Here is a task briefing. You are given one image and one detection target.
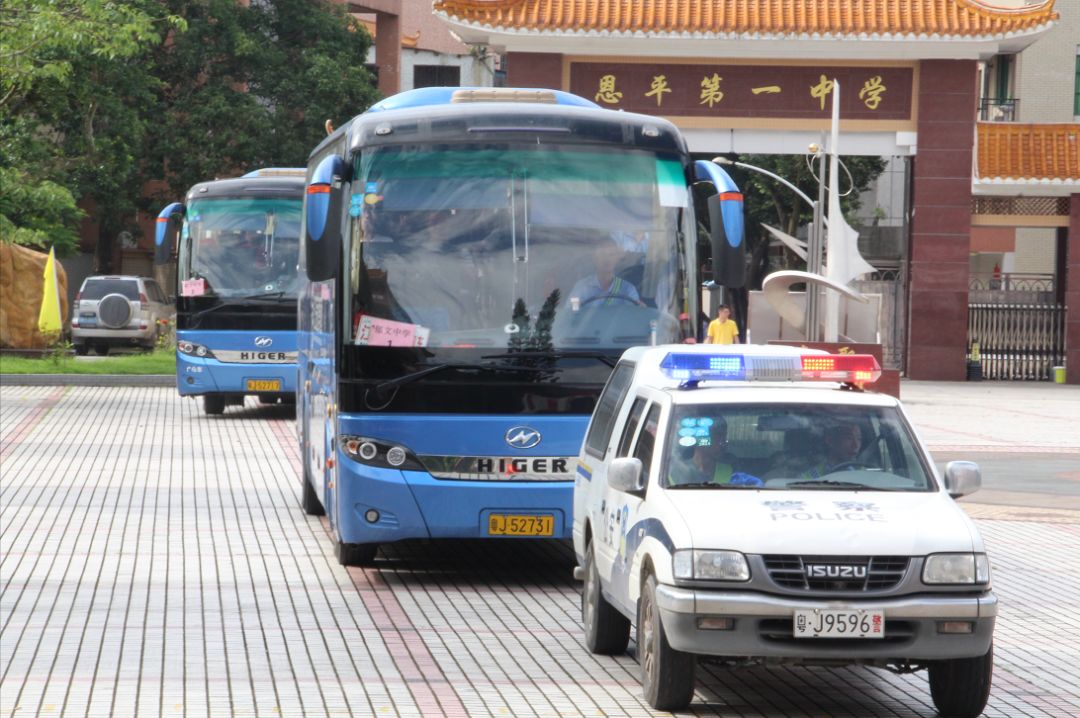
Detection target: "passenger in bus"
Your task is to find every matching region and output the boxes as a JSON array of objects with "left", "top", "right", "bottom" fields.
[{"left": 567, "top": 237, "right": 644, "bottom": 309}]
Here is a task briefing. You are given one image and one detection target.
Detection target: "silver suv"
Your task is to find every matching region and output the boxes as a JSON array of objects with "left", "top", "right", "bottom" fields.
[{"left": 71, "top": 276, "right": 174, "bottom": 355}]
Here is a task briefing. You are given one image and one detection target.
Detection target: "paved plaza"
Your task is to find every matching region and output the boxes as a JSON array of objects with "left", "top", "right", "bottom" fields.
[{"left": 2, "top": 383, "right": 1079, "bottom": 717}]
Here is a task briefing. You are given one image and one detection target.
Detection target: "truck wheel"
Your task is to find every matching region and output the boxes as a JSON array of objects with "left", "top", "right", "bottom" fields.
[
  {"left": 94, "top": 344, "right": 110, "bottom": 356},
  {"left": 928, "top": 643, "right": 993, "bottom": 718},
  {"left": 74, "top": 344, "right": 89, "bottom": 356},
  {"left": 300, "top": 462, "right": 324, "bottom": 516},
  {"left": 336, "top": 541, "right": 377, "bottom": 567},
  {"left": 639, "top": 573, "right": 695, "bottom": 711},
  {"left": 203, "top": 394, "right": 226, "bottom": 415},
  {"left": 582, "top": 540, "right": 630, "bottom": 654}
]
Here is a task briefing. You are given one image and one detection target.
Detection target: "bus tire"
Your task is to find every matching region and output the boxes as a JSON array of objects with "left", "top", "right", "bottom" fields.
[
  {"left": 203, "top": 394, "right": 226, "bottom": 415},
  {"left": 336, "top": 541, "right": 377, "bottom": 567},
  {"left": 300, "top": 464, "right": 324, "bottom": 516},
  {"left": 639, "top": 573, "right": 695, "bottom": 711},
  {"left": 928, "top": 643, "right": 993, "bottom": 718},
  {"left": 582, "top": 540, "right": 630, "bottom": 655}
]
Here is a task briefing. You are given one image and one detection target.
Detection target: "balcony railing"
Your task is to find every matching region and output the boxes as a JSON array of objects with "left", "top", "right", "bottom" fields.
[{"left": 978, "top": 97, "right": 1019, "bottom": 122}]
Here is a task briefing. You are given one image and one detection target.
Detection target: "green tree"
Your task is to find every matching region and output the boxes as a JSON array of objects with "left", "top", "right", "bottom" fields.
[{"left": 146, "top": 0, "right": 378, "bottom": 200}]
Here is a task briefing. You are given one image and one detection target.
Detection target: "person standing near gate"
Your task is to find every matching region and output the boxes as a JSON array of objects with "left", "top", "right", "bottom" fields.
[{"left": 705, "top": 304, "right": 740, "bottom": 344}]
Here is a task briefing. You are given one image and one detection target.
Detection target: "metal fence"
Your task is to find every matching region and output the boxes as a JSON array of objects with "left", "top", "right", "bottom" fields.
[
  {"left": 852, "top": 267, "right": 906, "bottom": 371},
  {"left": 968, "top": 303, "right": 1065, "bottom": 381}
]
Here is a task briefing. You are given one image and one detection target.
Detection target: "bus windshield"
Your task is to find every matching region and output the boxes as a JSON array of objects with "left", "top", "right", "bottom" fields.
[
  {"left": 347, "top": 145, "right": 692, "bottom": 350},
  {"left": 180, "top": 197, "right": 302, "bottom": 297}
]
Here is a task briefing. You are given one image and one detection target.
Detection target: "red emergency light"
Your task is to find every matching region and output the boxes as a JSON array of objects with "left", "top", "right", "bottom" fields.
[{"left": 801, "top": 354, "right": 881, "bottom": 384}]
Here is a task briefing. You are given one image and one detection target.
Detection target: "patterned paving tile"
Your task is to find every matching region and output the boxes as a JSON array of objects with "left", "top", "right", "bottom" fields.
[{"left": 2, "top": 387, "right": 1078, "bottom": 717}]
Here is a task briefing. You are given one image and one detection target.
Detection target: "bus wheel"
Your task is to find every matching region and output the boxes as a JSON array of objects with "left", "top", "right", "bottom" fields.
[
  {"left": 336, "top": 541, "right": 377, "bottom": 566},
  {"left": 301, "top": 464, "right": 325, "bottom": 516},
  {"left": 203, "top": 394, "right": 226, "bottom": 415}
]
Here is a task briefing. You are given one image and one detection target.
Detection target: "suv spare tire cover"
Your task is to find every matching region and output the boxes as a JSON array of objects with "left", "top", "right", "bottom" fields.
[{"left": 98, "top": 293, "right": 133, "bottom": 329}]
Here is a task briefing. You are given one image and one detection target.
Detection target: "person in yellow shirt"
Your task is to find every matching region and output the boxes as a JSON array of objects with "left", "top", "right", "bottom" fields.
[{"left": 705, "top": 304, "right": 740, "bottom": 344}]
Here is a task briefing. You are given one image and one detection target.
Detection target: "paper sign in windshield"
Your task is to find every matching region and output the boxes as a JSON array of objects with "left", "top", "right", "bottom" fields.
[
  {"left": 355, "top": 315, "right": 429, "bottom": 347},
  {"left": 181, "top": 278, "right": 207, "bottom": 297}
]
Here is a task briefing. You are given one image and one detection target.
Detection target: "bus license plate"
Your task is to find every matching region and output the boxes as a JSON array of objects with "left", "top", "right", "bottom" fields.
[
  {"left": 488, "top": 514, "right": 554, "bottom": 536},
  {"left": 246, "top": 379, "right": 282, "bottom": 392},
  {"left": 793, "top": 608, "right": 884, "bottom": 638}
]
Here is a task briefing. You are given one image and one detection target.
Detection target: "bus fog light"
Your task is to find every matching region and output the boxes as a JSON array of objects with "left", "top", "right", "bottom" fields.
[
  {"left": 364, "top": 509, "right": 380, "bottom": 523},
  {"left": 386, "top": 446, "right": 407, "bottom": 466},
  {"left": 697, "top": 617, "right": 734, "bottom": 631},
  {"left": 359, "top": 442, "right": 378, "bottom": 461},
  {"left": 938, "top": 621, "right": 974, "bottom": 634}
]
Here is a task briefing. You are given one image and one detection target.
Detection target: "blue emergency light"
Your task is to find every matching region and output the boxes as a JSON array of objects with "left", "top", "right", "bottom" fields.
[{"left": 659, "top": 353, "right": 747, "bottom": 381}]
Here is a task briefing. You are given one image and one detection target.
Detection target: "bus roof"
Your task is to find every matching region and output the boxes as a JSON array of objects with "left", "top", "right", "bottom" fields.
[
  {"left": 310, "top": 87, "right": 686, "bottom": 160},
  {"left": 185, "top": 174, "right": 306, "bottom": 201}
]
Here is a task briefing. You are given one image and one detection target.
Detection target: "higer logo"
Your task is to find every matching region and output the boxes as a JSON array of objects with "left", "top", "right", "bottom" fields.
[
  {"left": 505, "top": 426, "right": 541, "bottom": 449},
  {"left": 806, "top": 565, "right": 867, "bottom": 579},
  {"left": 254, "top": 336, "right": 273, "bottom": 347}
]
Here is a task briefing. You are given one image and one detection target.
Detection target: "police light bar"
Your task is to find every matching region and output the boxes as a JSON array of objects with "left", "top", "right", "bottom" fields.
[
  {"left": 659, "top": 352, "right": 881, "bottom": 385},
  {"left": 800, "top": 354, "right": 882, "bottom": 383}
]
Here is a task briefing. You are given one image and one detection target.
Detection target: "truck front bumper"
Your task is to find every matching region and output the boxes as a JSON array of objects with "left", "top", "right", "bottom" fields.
[{"left": 655, "top": 585, "right": 996, "bottom": 661}]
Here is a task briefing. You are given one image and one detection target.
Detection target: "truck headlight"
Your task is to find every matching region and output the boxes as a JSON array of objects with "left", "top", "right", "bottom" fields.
[
  {"left": 673, "top": 550, "right": 750, "bottom": 581},
  {"left": 923, "top": 553, "right": 991, "bottom": 585}
]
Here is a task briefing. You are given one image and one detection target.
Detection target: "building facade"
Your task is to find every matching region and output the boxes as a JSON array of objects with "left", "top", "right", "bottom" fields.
[{"left": 434, "top": 0, "right": 1080, "bottom": 382}]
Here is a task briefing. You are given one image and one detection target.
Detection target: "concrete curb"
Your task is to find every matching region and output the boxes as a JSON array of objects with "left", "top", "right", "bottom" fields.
[{"left": 0, "top": 374, "right": 175, "bottom": 387}]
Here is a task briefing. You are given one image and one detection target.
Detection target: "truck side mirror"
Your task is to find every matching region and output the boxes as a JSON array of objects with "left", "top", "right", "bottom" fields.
[
  {"left": 944, "top": 461, "right": 981, "bottom": 499},
  {"left": 608, "top": 457, "right": 645, "bottom": 494},
  {"left": 693, "top": 160, "right": 746, "bottom": 289},
  {"left": 304, "top": 155, "right": 349, "bottom": 282},
  {"left": 155, "top": 202, "right": 185, "bottom": 266}
]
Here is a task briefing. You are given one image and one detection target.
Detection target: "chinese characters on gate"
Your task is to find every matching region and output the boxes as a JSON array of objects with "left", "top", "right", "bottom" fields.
[
  {"left": 595, "top": 72, "right": 888, "bottom": 111},
  {"left": 572, "top": 63, "right": 912, "bottom": 120}
]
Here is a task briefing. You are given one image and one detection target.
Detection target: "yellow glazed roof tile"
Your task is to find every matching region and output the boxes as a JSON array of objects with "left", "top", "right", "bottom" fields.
[
  {"left": 977, "top": 123, "right": 1080, "bottom": 182},
  {"left": 434, "top": 0, "right": 1056, "bottom": 38}
]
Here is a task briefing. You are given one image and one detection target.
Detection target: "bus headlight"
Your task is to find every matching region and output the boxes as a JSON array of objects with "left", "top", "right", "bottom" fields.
[
  {"left": 178, "top": 341, "right": 214, "bottom": 359},
  {"left": 923, "top": 553, "right": 991, "bottom": 585},
  {"left": 342, "top": 435, "right": 423, "bottom": 471}
]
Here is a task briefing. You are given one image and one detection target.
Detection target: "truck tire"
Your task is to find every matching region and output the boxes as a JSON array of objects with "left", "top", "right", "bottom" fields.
[
  {"left": 203, "top": 394, "right": 225, "bottom": 415},
  {"left": 639, "top": 573, "right": 695, "bottom": 711},
  {"left": 582, "top": 540, "right": 630, "bottom": 654},
  {"left": 928, "top": 643, "right": 993, "bottom": 718},
  {"left": 336, "top": 541, "right": 377, "bottom": 567}
]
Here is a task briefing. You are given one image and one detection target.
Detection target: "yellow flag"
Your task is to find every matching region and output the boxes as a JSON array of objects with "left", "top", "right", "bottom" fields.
[{"left": 37, "top": 247, "right": 62, "bottom": 334}]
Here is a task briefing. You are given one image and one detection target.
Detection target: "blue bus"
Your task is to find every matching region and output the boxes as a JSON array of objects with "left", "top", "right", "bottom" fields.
[
  {"left": 298, "top": 87, "right": 744, "bottom": 564},
  {"left": 155, "top": 169, "right": 305, "bottom": 414}
]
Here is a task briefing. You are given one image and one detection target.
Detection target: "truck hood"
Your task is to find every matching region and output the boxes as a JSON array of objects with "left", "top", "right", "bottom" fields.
[{"left": 664, "top": 490, "right": 980, "bottom": 556}]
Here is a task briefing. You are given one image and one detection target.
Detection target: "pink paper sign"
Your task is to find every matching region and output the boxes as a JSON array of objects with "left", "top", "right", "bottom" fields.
[
  {"left": 355, "top": 315, "right": 429, "bottom": 347},
  {"left": 181, "top": 278, "right": 207, "bottom": 297}
]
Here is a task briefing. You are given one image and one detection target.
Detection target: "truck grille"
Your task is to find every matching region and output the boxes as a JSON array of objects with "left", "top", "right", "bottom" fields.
[{"left": 763, "top": 555, "right": 909, "bottom": 592}]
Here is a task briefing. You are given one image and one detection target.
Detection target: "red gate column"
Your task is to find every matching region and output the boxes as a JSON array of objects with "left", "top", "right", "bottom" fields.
[
  {"left": 907, "top": 60, "right": 978, "bottom": 381},
  {"left": 506, "top": 53, "right": 563, "bottom": 89},
  {"left": 1067, "top": 195, "right": 1080, "bottom": 384}
]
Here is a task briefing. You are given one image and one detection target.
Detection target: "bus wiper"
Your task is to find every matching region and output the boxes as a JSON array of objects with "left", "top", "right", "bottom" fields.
[
  {"left": 241, "top": 291, "right": 291, "bottom": 300},
  {"left": 481, "top": 351, "right": 617, "bottom": 368},
  {"left": 369, "top": 361, "right": 547, "bottom": 398},
  {"left": 787, "top": 480, "right": 887, "bottom": 490}
]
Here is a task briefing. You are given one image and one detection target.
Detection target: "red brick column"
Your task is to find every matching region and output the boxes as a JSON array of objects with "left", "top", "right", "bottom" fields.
[
  {"left": 506, "top": 52, "right": 563, "bottom": 89},
  {"left": 906, "top": 60, "right": 978, "bottom": 380},
  {"left": 375, "top": 12, "right": 401, "bottom": 96},
  {"left": 1066, "top": 195, "right": 1080, "bottom": 384}
]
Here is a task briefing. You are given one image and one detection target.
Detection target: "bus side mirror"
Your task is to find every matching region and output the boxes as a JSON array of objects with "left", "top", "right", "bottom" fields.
[
  {"left": 155, "top": 202, "right": 185, "bottom": 266},
  {"left": 305, "top": 155, "right": 349, "bottom": 282},
  {"left": 693, "top": 160, "right": 746, "bottom": 288}
]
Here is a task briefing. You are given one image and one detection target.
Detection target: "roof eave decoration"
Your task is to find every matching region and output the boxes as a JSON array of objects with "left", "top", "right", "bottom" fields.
[{"left": 433, "top": 0, "right": 1057, "bottom": 43}]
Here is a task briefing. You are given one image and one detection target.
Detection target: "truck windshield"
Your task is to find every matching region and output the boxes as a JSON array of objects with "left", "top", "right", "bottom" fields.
[
  {"left": 664, "top": 403, "right": 935, "bottom": 491},
  {"left": 347, "top": 145, "right": 691, "bottom": 351},
  {"left": 180, "top": 197, "right": 301, "bottom": 297}
]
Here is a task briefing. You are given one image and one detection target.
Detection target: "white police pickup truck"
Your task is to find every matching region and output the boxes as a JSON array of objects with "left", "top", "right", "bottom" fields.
[{"left": 572, "top": 345, "right": 995, "bottom": 716}]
